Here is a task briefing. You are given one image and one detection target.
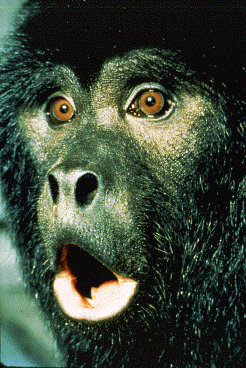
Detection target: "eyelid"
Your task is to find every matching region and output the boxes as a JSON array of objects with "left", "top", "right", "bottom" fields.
[
  {"left": 45, "top": 93, "right": 76, "bottom": 112},
  {"left": 124, "top": 82, "right": 173, "bottom": 111}
]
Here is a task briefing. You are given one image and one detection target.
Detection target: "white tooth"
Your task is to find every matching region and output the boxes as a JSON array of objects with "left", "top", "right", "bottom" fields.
[{"left": 91, "top": 287, "right": 99, "bottom": 300}]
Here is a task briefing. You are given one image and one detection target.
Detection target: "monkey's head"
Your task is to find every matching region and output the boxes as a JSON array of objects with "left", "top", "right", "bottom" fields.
[{"left": 0, "top": 1, "right": 245, "bottom": 366}]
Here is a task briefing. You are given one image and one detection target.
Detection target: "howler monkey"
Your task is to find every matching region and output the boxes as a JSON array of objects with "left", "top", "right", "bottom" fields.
[{"left": 0, "top": 1, "right": 246, "bottom": 367}]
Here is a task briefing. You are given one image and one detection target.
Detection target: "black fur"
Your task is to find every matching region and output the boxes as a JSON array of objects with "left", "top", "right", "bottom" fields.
[{"left": 0, "top": 1, "right": 246, "bottom": 367}]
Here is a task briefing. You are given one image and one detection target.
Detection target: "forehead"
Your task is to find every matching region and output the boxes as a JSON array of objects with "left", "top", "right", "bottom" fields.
[{"left": 38, "top": 48, "right": 190, "bottom": 92}]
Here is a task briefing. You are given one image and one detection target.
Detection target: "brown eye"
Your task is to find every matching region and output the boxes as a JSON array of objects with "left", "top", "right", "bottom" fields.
[
  {"left": 47, "top": 98, "right": 75, "bottom": 123},
  {"left": 139, "top": 91, "right": 164, "bottom": 115},
  {"left": 126, "top": 84, "right": 175, "bottom": 120}
]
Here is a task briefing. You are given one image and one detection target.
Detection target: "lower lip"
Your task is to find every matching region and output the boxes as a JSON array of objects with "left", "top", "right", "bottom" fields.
[{"left": 53, "top": 270, "right": 138, "bottom": 321}]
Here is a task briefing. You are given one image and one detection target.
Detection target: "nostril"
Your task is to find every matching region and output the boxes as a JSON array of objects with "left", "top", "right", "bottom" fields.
[
  {"left": 75, "top": 173, "right": 98, "bottom": 206},
  {"left": 48, "top": 174, "right": 59, "bottom": 204}
]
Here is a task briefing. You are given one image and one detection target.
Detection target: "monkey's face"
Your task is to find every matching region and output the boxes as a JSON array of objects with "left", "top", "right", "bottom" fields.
[
  {"left": 18, "top": 48, "right": 226, "bottom": 324},
  {"left": 0, "top": 0, "right": 245, "bottom": 365}
]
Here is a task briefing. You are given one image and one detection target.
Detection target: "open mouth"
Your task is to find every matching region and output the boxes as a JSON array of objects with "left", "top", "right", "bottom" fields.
[{"left": 53, "top": 244, "right": 138, "bottom": 321}]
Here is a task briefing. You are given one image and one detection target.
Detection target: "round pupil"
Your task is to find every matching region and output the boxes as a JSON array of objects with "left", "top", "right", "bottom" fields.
[
  {"left": 60, "top": 104, "right": 69, "bottom": 114},
  {"left": 145, "top": 95, "right": 156, "bottom": 106}
]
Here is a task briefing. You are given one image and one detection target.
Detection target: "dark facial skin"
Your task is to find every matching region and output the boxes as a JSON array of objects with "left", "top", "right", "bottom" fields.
[
  {"left": 19, "top": 50, "right": 226, "bottom": 288},
  {"left": 0, "top": 1, "right": 245, "bottom": 367}
]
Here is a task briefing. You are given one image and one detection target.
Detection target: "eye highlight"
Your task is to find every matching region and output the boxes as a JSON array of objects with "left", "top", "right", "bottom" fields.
[
  {"left": 46, "top": 97, "right": 75, "bottom": 124},
  {"left": 125, "top": 83, "right": 175, "bottom": 120}
]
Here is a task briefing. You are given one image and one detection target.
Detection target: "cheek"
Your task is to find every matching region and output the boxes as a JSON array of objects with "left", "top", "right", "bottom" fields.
[
  {"left": 18, "top": 114, "right": 70, "bottom": 166},
  {"left": 127, "top": 95, "right": 223, "bottom": 185},
  {"left": 132, "top": 125, "right": 199, "bottom": 187}
]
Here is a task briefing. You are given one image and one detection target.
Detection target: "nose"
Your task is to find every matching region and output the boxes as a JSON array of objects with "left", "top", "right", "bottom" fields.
[{"left": 48, "top": 168, "right": 99, "bottom": 207}]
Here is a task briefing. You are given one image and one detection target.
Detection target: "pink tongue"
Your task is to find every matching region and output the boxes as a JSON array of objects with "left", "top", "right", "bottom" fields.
[{"left": 53, "top": 271, "right": 138, "bottom": 321}]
